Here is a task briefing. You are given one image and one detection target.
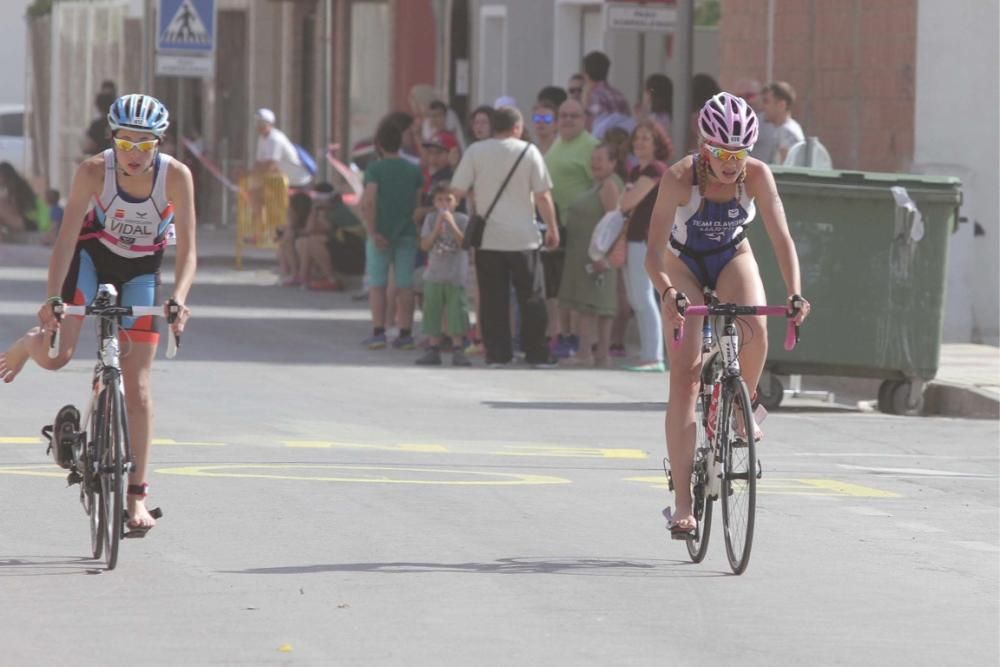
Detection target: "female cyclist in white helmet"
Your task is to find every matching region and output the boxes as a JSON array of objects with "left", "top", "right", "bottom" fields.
[
  {"left": 0, "top": 93, "right": 197, "bottom": 535},
  {"left": 645, "top": 91, "right": 811, "bottom": 539}
]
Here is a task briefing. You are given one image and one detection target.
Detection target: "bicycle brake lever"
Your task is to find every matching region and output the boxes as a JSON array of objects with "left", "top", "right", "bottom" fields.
[
  {"left": 165, "top": 300, "right": 181, "bottom": 359},
  {"left": 47, "top": 301, "right": 65, "bottom": 359},
  {"left": 671, "top": 291, "right": 689, "bottom": 347}
]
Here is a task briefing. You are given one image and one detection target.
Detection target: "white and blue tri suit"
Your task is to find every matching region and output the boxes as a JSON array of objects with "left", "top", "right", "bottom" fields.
[
  {"left": 668, "top": 156, "right": 755, "bottom": 290},
  {"left": 61, "top": 149, "right": 175, "bottom": 341}
]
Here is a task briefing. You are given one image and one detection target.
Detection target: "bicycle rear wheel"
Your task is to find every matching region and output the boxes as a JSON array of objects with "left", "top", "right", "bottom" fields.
[
  {"left": 97, "top": 384, "right": 126, "bottom": 570},
  {"left": 685, "top": 449, "right": 714, "bottom": 563},
  {"left": 720, "top": 378, "right": 757, "bottom": 575}
]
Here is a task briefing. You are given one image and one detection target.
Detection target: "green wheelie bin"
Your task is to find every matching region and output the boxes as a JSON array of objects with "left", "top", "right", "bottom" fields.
[{"left": 747, "top": 166, "right": 963, "bottom": 415}]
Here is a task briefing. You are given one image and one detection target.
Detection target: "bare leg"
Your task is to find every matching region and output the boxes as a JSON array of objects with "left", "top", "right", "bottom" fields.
[
  {"left": 295, "top": 236, "right": 312, "bottom": 283},
  {"left": 0, "top": 317, "right": 83, "bottom": 383},
  {"left": 277, "top": 228, "right": 297, "bottom": 277},
  {"left": 595, "top": 315, "right": 613, "bottom": 366},
  {"left": 545, "top": 298, "right": 560, "bottom": 338},
  {"left": 575, "top": 313, "right": 596, "bottom": 364},
  {"left": 386, "top": 269, "right": 397, "bottom": 329},
  {"left": 120, "top": 340, "right": 157, "bottom": 529},
  {"left": 559, "top": 306, "right": 573, "bottom": 339},
  {"left": 611, "top": 270, "right": 631, "bottom": 351},
  {"left": 0, "top": 199, "right": 26, "bottom": 234},
  {"left": 396, "top": 287, "right": 415, "bottom": 331},
  {"left": 369, "top": 286, "right": 387, "bottom": 329},
  {"left": 308, "top": 237, "right": 336, "bottom": 281},
  {"left": 662, "top": 254, "right": 705, "bottom": 530}
]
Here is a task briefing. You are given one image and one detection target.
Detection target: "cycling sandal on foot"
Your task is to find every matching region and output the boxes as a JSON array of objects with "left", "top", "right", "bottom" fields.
[
  {"left": 123, "top": 483, "right": 162, "bottom": 538},
  {"left": 663, "top": 506, "right": 696, "bottom": 540}
]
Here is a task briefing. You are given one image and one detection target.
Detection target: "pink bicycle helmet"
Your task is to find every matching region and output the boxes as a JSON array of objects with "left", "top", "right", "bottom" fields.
[{"left": 698, "top": 92, "right": 758, "bottom": 148}]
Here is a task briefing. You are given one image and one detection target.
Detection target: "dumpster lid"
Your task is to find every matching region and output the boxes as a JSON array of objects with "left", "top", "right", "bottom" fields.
[
  {"left": 771, "top": 165, "right": 961, "bottom": 188},
  {"left": 771, "top": 165, "right": 962, "bottom": 203}
]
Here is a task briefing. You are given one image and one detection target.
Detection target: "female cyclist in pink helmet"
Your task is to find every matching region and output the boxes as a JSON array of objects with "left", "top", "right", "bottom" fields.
[{"left": 644, "top": 91, "right": 811, "bottom": 539}]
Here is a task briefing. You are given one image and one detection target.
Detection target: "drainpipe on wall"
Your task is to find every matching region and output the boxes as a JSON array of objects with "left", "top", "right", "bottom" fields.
[
  {"left": 321, "top": 0, "right": 332, "bottom": 182},
  {"left": 672, "top": 0, "right": 694, "bottom": 154},
  {"left": 766, "top": 0, "right": 775, "bottom": 83}
]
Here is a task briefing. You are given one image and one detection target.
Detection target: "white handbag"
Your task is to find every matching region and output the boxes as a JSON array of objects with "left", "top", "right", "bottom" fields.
[{"left": 588, "top": 208, "right": 626, "bottom": 262}]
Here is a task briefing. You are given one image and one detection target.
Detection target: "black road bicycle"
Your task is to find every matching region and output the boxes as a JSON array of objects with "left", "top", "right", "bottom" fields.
[
  {"left": 666, "top": 288, "right": 802, "bottom": 574},
  {"left": 41, "top": 284, "right": 179, "bottom": 570}
]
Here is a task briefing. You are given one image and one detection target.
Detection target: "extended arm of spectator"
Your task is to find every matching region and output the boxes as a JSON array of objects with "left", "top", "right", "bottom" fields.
[
  {"left": 535, "top": 190, "right": 559, "bottom": 250},
  {"left": 618, "top": 175, "right": 658, "bottom": 213}
]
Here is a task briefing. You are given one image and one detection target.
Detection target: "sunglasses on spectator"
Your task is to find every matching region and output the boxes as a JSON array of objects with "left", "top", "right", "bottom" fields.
[
  {"left": 704, "top": 144, "right": 750, "bottom": 161},
  {"left": 114, "top": 137, "right": 159, "bottom": 153},
  {"left": 532, "top": 113, "right": 554, "bottom": 124},
  {"left": 568, "top": 87, "right": 582, "bottom": 95}
]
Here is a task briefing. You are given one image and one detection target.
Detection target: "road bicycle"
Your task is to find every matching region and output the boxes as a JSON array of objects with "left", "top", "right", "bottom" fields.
[
  {"left": 40, "top": 284, "right": 179, "bottom": 570},
  {"left": 665, "top": 288, "right": 802, "bottom": 574}
]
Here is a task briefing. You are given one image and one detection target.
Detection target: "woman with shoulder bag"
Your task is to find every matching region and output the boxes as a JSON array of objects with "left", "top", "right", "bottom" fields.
[
  {"left": 617, "top": 119, "right": 672, "bottom": 372},
  {"left": 557, "top": 142, "right": 625, "bottom": 367}
]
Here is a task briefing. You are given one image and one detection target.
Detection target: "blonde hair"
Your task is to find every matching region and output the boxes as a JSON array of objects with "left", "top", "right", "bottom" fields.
[{"left": 697, "top": 148, "right": 746, "bottom": 214}]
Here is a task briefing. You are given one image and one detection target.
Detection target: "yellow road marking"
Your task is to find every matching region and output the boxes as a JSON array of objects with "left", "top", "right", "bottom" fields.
[
  {"left": 0, "top": 465, "right": 65, "bottom": 478},
  {"left": 153, "top": 438, "right": 226, "bottom": 447},
  {"left": 795, "top": 479, "right": 901, "bottom": 498},
  {"left": 625, "top": 475, "right": 900, "bottom": 498},
  {"left": 283, "top": 441, "right": 449, "bottom": 453},
  {"left": 494, "top": 445, "right": 647, "bottom": 459},
  {"left": 156, "top": 464, "right": 570, "bottom": 486},
  {"left": 2, "top": 437, "right": 224, "bottom": 446}
]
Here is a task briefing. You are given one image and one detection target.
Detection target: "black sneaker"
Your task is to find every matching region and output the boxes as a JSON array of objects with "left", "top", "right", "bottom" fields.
[
  {"left": 451, "top": 350, "right": 472, "bottom": 367},
  {"left": 530, "top": 355, "right": 559, "bottom": 369},
  {"left": 415, "top": 347, "right": 442, "bottom": 366}
]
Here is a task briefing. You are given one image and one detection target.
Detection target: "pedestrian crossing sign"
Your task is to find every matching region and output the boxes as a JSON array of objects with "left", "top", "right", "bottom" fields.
[{"left": 157, "top": 0, "right": 215, "bottom": 54}]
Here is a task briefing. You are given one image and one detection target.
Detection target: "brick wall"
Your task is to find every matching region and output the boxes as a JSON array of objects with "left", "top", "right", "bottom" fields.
[
  {"left": 720, "top": 0, "right": 918, "bottom": 172},
  {"left": 391, "top": 0, "right": 438, "bottom": 113}
]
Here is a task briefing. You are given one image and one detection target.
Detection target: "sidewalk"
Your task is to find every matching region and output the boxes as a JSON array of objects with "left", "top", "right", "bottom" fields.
[{"left": 3, "top": 224, "right": 998, "bottom": 420}]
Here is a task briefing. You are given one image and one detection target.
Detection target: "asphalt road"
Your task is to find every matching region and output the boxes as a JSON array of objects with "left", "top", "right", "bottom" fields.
[{"left": 1, "top": 250, "right": 997, "bottom": 666}]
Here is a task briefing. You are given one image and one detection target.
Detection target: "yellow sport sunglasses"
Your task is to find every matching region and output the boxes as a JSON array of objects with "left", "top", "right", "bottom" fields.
[
  {"left": 114, "top": 137, "right": 159, "bottom": 153},
  {"left": 704, "top": 144, "right": 750, "bottom": 161}
]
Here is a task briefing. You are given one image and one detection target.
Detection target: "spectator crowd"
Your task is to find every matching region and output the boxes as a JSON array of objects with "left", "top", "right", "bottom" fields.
[{"left": 263, "top": 51, "right": 811, "bottom": 371}]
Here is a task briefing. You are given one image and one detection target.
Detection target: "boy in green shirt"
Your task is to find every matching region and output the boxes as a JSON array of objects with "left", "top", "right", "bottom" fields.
[{"left": 361, "top": 120, "right": 425, "bottom": 349}]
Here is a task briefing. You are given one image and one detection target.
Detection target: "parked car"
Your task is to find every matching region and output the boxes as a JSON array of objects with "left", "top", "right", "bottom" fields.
[{"left": 0, "top": 104, "right": 30, "bottom": 174}]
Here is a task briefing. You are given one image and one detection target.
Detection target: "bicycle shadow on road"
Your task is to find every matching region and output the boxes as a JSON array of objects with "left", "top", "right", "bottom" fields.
[
  {"left": 483, "top": 400, "right": 863, "bottom": 415},
  {"left": 0, "top": 555, "right": 103, "bottom": 577},
  {"left": 221, "top": 556, "right": 729, "bottom": 578},
  {"left": 484, "top": 401, "right": 666, "bottom": 412}
]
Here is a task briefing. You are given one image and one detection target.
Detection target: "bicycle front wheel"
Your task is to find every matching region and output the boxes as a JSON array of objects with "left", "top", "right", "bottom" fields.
[
  {"left": 97, "top": 384, "right": 126, "bottom": 570},
  {"left": 720, "top": 378, "right": 757, "bottom": 575}
]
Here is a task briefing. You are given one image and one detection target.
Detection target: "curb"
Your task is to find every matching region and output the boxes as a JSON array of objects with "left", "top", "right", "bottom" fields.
[{"left": 923, "top": 381, "right": 1000, "bottom": 420}]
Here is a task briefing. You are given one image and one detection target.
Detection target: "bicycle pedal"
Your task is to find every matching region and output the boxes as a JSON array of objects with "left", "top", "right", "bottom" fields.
[
  {"left": 65, "top": 470, "right": 83, "bottom": 486},
  {"left": 757, "top": 460, "right": 763, "bottom": 479}
]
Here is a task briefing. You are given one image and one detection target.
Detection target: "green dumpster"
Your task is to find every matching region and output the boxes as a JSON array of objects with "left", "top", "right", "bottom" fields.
[{"left": 747, "top": 167, "right": 963, "bottom": 415}]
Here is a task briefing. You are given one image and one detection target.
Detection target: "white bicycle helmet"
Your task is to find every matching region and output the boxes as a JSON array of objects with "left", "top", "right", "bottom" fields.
[
  {"left": 107, "top": 94, "right": 170, "bottom": 138},
  {"left": 698, "top": 92, "right": 758, "bottom": 148}
]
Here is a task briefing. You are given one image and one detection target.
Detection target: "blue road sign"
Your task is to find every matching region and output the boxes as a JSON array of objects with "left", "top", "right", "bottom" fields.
[{"left": 157, "top": 0, "right": 215, "bottom": 54}]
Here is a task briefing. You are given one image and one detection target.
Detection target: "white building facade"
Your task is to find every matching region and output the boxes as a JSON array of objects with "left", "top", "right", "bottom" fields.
[{"left": 914, "top": 0, "right": 999, "bottom": 344}]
